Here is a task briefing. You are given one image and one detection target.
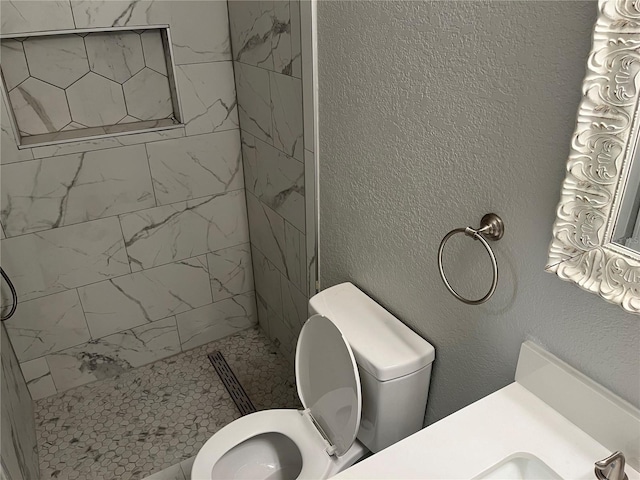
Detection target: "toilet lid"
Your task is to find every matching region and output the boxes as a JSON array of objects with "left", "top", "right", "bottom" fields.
[{"left": 295, "top": 314, "right": 362, "bottom": 457}]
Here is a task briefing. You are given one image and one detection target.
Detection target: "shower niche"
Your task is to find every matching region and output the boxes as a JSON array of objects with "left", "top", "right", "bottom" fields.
[{"left": 0, "top": 26, "right": 183, "bottom": 148}]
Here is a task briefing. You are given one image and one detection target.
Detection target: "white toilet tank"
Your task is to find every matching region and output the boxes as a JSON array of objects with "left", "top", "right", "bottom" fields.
[{"left": 308, "top": 283, "right": 435, "bottom": 453}]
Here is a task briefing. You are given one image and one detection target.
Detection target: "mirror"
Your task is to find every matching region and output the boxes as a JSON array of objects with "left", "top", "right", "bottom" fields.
[{"left": 547, "top": 0, "right": 640, "bottom": 314}]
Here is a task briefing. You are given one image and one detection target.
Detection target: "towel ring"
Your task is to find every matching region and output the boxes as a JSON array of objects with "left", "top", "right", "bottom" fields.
[{"left": 437, "top": 213, "right": 504, "bottom": 305}]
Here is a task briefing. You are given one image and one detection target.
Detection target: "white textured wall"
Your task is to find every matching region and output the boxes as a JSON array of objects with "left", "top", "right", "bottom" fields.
[{"left": 317, "top": 1, "right": 640, "bottom": 424}]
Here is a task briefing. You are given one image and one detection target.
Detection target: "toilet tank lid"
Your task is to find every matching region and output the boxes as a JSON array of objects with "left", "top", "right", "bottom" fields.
[{"left": 308, "top": 283, "right": 436, "bottom": 381}]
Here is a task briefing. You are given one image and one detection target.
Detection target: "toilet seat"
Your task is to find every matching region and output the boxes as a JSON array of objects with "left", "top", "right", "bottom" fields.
[
  {"left": 190, "top": 409, "right": 366, "bottom": 479},
  {"left": 192, "top": 316, "right": 365, "bottom": 479}
]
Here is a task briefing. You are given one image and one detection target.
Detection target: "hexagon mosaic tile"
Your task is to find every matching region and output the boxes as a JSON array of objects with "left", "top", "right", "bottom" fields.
[
  {"left": 35, "top": 327, "right": 300, "bottom": 480},
  {"left": 0, "top": 29, "right": 177, "bottom": 139}
]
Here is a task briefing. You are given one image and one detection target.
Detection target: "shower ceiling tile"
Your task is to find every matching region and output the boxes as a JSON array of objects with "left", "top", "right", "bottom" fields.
[
  {"left": 207, "top": 243, "right": 254, "bottom": 302},
  {"left": 140, "top": 29, "right": 168, "bottom": 76},
  {"left": 176, "top": 62, "right": 238, "bottom": 136},
  {"left": 46, "top": 316, "right": 181, "bottom": 392},
  {"left": 23, "top": 34, "right": 89, "bottom": 88},
  {"left": 1, "top": 144, "right": 155, "bottom": 237},
  {"left": 79, "top": 256, "right": 212, "bottom": 339},
  {"left": 8, "top": 77, "right": 71, "bottom": 135},
  {"left": 242, "top": 132, "right": 304, "bottom": 231},
  {"left": 270, "top": 72, "right": 303, "bottom": 161},
  {"left": 120, "top": 190, "right": 249, "bottom": 271},
  {"left": 123, "top": 68, "right": 173, "bottom": 120},
  {"left": 5, "top": 289, "right": 91, "bottom": 362},
  {"left": 66, "top": 72, "right": 127, "bottom": 127},
  {"left": 0, "top": 217, "right": 130, "bottom": 302},
  {"left": 1, "top": 40, "right": 29, "bottom": 90},
  {"left": 234, "top": 62, "right": 272, "bottom": 144},
  {"left": 175, "top": 292, "right": 257, "bottom": 350},
  {"left": 85, "top": 31, "right": 144, "bottom": 83},
  {"left": 146, "top": 130, "right": 243, "bottom": 205}
]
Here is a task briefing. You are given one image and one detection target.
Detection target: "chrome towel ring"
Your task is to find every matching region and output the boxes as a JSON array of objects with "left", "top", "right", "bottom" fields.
[{"left": 437, "top": 213, "right": 504, "bottom": 305}]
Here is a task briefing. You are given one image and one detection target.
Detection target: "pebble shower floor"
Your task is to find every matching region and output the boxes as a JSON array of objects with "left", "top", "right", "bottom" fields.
[{"left": 35, "top": 328, "right": 300, "bottom": 479}]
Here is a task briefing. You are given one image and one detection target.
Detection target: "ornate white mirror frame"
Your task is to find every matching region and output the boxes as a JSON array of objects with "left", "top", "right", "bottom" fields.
[{"left": 547, "top": 0, "right": 640, "bottom": 315}]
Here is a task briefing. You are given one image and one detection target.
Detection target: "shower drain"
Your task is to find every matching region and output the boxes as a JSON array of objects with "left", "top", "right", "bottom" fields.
[{"left": 208, "top": 351, "right": 257, "bottom": 416}]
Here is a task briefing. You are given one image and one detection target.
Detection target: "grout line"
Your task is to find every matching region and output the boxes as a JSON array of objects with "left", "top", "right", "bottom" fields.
[{"left": 68, "top": 0, "right": 77, "bottom": 29}]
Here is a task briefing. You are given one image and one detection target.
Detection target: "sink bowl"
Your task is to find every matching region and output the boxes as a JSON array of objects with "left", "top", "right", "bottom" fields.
[{"left": 473, "top": 453, "right": 563, "bottom": 480}]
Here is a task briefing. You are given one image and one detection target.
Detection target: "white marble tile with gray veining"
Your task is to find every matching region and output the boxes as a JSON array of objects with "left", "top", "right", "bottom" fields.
[
  {"left": 147, "top": 131, "right": 243, "bottom": 205},
  {"left": 176, "top": 62, "right": 238, "bottom": 136},
  {"left": 267, "top": 305, "right": 295, "bottom": 363},
  {"left": 79, "top": 256, "right": 212, "bottom": 339},
  {"left": 272, "top": 1, "right": 293, "bottom": 75},
  {"left": 0, "top": 217, "right": 130, "bottom": 302},
  {"left": 246, "top": 191, "right": 286, "bottom": 273},
  {"left": 270, "top": 71, "right": 303, "bottom": 160},
  {"left": 120, "top": 190, "right": 249, "bottom": 271},
  {"left": 285, "top": 220, "right": 306, "bottom": 294},
  {"left": 290, "top": 0, "right": 302, "bottom": 78},
  {"left": 1, "top": 0, "right": 74, "bottom": 34},
  {"left": 141, "top": 29, "right": 168, "bottom": 76},
  {"left": 30, "top": 126, "right": 185, "bottom": 159},
  {"left": 85, "top": 31, "right": 144, "bottom": 83},
  {"left": 123, "top": 67, "right": 173, "bottom": 121},
  {"left": 46, "top": 316, "right": 180, "bottom": 393},
  {"left": 66, "top": 72, "right": 127, "bottom": 127},
  {"left": 242, "top": 132, "right": 304, "bottom": 231},
  {"left": 1, "top": 40, "right": 29, "bottom": 90},
  {"left": 251, "top": 245, "right": 283, "bottom": 316},
  {"left": 1, "top": 324, "right": 40, "bottom": 480},
  {"left": 176, "top": 292, "right": 257, "bottom": 350},
  {"left": 5, "top": 289, "right": 90, "bottom": 362},
  {"left": 1, "top": 97, "right": 33, "bottom": 164},
  {"left": 228, "top": 1, "right": 275, "bottom": 69},
  {"left": 70, "top": 0, "right": 231, "bottom": 65},
  {"left": 281, "top": 275, "right": 306, "bottom": 337},
  {"left": 235, "top": 62, "right": 273, "bottom": 143},
  {"left": 1, "top": 144, "right": 155, "bottom": 237},
  {"left": 256, "top": 291, "right": 269, "bottom": 336},
  {"left": 22, "top": 34, "right": 90, "bottom": 88},
  {"left": 9, "top": 77, "right": 72, "bottom": 135},
  {"left": 207, "top": 243, "right": 254, "bottom": 302},
  {"left": 20, "top": 357, "right": 57, "bottom": 400}
]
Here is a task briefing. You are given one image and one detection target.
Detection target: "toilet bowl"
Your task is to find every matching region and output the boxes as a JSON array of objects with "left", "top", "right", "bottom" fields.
[{"left": 192, "top": 283, "right": 436, "bottom": 480}]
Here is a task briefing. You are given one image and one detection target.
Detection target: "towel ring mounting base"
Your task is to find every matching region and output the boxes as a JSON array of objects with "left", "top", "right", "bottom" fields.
[{"left": 437, "top": 213, "right": 504, "bottom": 305}]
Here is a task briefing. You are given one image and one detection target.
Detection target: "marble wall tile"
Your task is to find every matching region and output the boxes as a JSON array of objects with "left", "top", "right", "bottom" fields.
[
  {"left": 20, "top": 357, "right": 57, "bottom": 400},
  {"left": 66, "top": 72, "right": 127, "bottom": 127},
  {"left": 272, "top": 1, "right": 292, "bottom": 75},
  {"left": 285, "top": 220, "right": 306, "bottom": 294},
  {"left": 70, "top": 1, "right": 231, "bottom": 65},
  {"left": 47, "top": 316, "right": 180, "bottom": 392},
  {"left": 246, "top": 191, "right": 286, "bottom": 273},
  {"left": 235, "top": 62, "right": 273, "bottom": 144},
  {"left": 251, "top": 245, "right": 283, "bottom": 316},
  {"left": 256, "top": 292, "right": 269, "bottom": 336},
  {"left": 176, "top": 292, "right": 257, "bottom": 350},
  {"left": 1, "top": 323, "right": 40, "bottom": 480},
  {"left": 140, "top": 29, "right": 167, "bottom": 76},
  {"left": 270, "top": 71, "right": 303, "bottom": 160},
  {"left": 176, "top": 62, "right": 239, "bottom": 136},
  {"left": 31, "top": 127, "right": 185, "bottom": 159},
  {"left": 290, "top": 0, "right": 302, "bottom": 78},
  {"left": 228, "top": 1, "right": 274, "bottom": 69},
  {"left": 1, "top": 144, "right": 155, "bottom": 237},
  {"left": 0, "top": 217, "right": 130, "bottom": 302},
  {"left": 5, "top": 289, "right": 90, "bottom": 362},
  {"left": 79, "top": 256, "right": 212, "bottom": 339},
  {"left": 23, "top": 34, "right": 90, "bottom": 88},
  {"left": 280, "top": 275, "right": 306, "bottom": 337},
  {"left": 9, "top": 77, "right": 71, "bottom": 135},
  {"left": 120, "top": 190, "right": 249, "bottom": 271},
  {"left": 124, "top": 68, "right": 173, "bottom": 121},
  {"left": 267, "top": 306, "right": 295, "bottom": 363},
  {"left": 1, "top": 97, "right": 33, "bottom": 164},
  {"left": 207, "top": 243, "right": 254, "bottom": 302},
  {"left": 147, "top": 131, "right": 243, "bottom": 205},
  {"left": 85, "top": 31, "right": 145, "bottom": 83},
  {"left": 1, "top": 39, "right": 29, "bottom": 90},
  {"left": 242, "top": 132, "right": 305, "bottom": 231},
  {"left": 1, "top": 0, "right": 74, "bottom": 34}
]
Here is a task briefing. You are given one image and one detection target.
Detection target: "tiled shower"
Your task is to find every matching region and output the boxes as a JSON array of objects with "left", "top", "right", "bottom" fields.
[{"left": 0, "top": 1, "right": 315, "bottom": 478}]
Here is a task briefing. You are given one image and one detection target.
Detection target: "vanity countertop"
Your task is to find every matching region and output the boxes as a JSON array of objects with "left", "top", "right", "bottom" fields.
[{"left": 332, "top": 353, "right": 640, "bottom": 480}]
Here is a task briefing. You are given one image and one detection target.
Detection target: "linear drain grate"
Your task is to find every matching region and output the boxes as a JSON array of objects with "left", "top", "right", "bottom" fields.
[{"left": 208, "top": 351, "right": 257, "bottom": 416}]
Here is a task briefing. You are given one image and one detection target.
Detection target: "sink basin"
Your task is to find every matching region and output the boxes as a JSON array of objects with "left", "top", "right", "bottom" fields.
[{"left": 474, "top": 453, "right": 563, "bottom": 480}]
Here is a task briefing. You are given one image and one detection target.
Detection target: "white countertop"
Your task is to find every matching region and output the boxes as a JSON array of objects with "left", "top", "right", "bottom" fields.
[{"left": 332, "top": 383, "right": 640, "bottom": 480}]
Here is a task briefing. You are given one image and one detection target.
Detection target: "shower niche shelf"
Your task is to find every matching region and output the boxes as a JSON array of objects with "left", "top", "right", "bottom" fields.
[{"left": 0, "top": 25, "right": 183, "bottom": 148}]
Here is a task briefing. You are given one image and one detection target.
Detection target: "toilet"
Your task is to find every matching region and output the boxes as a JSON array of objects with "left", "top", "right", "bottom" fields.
[{"left": 191, "top": 282, "right": 436, "bottom": 480}]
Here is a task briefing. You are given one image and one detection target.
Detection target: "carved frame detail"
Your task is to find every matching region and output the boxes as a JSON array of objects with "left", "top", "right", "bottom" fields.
[{"left": 547, "top": 0, "right": 640, "bottom": 314}]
